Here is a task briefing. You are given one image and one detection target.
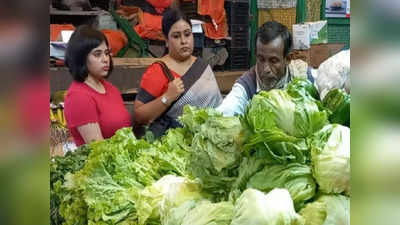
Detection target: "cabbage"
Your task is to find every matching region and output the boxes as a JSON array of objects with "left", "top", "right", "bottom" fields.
[
  {"left": 247, "top": 163, "right": 316, "bottom": 210},
  {"left": 135, "top": 175, "right": 203, "bottom": 225},
  {"left": 299, "top": 194, "right": 350, "bottom": 225},
  {"left": 180, "top": 201, "right": 234, "bottom": 225},
  {"left": 322, "top": 88, "right": 350, "bottom": 126},
  {"left": 243, "top": 89, "right": 328, "bottom": 164},
  {"left": 162, "top": 200, "right": 197, "bottom": 225},
  {"left": 58, "top": 128, "right": 193, "bottom": 225},
  {"left": 286, "top": 78, "right": 320, "bottom": 100},
  {"left": 180, "top": 105, "right": 243, "bottom": 200},
  {"left": 253, "top": 90, "right": 327, "bottom": 138},
  {"left": 231, "top": 188, "right": 304, "bottom": 225},
  {"left": 311, "top": 124, "right": 350, "bottom": 195}
]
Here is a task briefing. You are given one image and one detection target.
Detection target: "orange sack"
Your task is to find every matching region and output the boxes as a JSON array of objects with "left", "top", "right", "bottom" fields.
[
  {"left": 197, "top": 0, "right": 228, "bottom": 39},
  {"left": 134, "top": 12, "right": 164, "bottom": 41},
  {"left": 101, "top": 30, "right": 128, "bottom": 56}
]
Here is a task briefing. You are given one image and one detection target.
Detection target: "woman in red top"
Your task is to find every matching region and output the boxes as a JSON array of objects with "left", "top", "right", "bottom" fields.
[{"left": 64, "top": 25, "right": 131, "bottom": 146}]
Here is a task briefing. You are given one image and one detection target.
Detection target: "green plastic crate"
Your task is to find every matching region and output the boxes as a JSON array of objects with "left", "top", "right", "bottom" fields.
[{"left": 327, "top": 18, "right": 350, "bottom": 49}]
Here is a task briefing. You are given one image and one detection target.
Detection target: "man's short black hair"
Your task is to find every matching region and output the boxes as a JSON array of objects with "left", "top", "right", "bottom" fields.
[
  {"left": 65, "top": 25, "right": 113, "bottom": 82},
  {"left": 255, "top": 21, "right": 292, "bottom": 57}
]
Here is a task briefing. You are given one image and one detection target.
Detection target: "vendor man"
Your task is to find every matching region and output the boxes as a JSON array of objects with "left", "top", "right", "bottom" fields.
[{"left": 216, "top": 21, "right": 315, "bottom": 116}]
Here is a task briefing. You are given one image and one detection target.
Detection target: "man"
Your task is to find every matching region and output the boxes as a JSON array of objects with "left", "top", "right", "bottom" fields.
[{"left": 216, "top": 21, "right": 315, "bottom": 116}]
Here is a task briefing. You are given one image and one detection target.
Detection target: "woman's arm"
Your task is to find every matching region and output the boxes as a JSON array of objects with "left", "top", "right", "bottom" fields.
[
  {"left": 133, "top": 98, "right": 169, "bottom": 124},
  {"left": 134, "top": 78, "right": 184, "bottom": 124},
  {"left": 77, "top": 122, "right": 104, "bottom": 144}
]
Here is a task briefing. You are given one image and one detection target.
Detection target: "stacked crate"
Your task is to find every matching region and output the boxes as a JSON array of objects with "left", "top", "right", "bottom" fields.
[{"left": 225, "top": 0, "right": 250, "bottom": 70}]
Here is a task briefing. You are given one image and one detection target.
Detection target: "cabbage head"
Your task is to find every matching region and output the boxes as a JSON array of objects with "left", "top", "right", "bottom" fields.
[
  {"left": 299, "top": 194, "right": 350, "bottom": 225},
  {"left": 311, "top": 124, "right": 350, "bottom": 195},
  {"left": 231, "top": 188, "right": 304, "bottom": 225},
  {"left": 247, "top": 163, "right": 316, "bottom": 210},
  {"left": 180, "top": 200, "right": 234, "bottom": 225},
  {"left": 135, "top": 175, "right": 203, "bottom": 225}
]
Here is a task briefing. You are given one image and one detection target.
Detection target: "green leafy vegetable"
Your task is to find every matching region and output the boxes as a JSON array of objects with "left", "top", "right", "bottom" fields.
[
  {"left": 231, "top": 188, "right": 304, "bottom": 225},
  {"left": 287, "top": 78, "right": 320, "bottom": 101},
  {"left": 242, "top": 88, "right": 328, "bottom": 164},
  {"left": 322, "top": 88, "right": 350, "bottom": 126},
  {"left": 311, "top": 124, "right": 350, "bottom": 195},
  {"left": 57, "top": 127, "right": 192, "bottom": 225},
  {"left": 247, "top": 163, "right": 316, "bottom": 210},
  {"left": 299, "top": 194, "right": 350, "bottom": 225},
  {"left": 180, "top": 201, "right": 234, "bottom": 225},
  {"left": 180, "top": 106, "right": 243, "bottom": 200},
  {"left": 135, "top": 175, "right": 203, "bottom": 225},
  {"left": 50, "top": 145, "right": 91, "bottom": 225}
]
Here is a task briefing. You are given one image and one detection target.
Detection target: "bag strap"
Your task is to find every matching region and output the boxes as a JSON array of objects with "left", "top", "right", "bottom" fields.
[
  {"left": 154, "top": 60, "right": 185, "bottom": 115},
  {"left": 156, "top": 60, "right": 174, "bottom": 81}
]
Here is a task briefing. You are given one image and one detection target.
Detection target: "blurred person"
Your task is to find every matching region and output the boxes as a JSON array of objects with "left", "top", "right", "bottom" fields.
[
  {"left": 64, "top": 25, "right": 131, "bottom": 147},
  {"left": 0, "top": 1, "right": 50, "bottom": 225},
  {"left": 133, "top": 8, "right": 222, "bottom": 138},
  {"left": 216, "top": 21, "right": 315, "bottom": 116},
  {"left": 0, "top": 0, "right": 48, "bottom": 153}
]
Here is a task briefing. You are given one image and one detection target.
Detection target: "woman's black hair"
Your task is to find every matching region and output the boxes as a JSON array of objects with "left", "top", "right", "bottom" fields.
[
  {"left": 162, "top": 8, "right": 192, "bottom": 39},
  {"left": 255, "top": 21, "right": 293, "bottom": 57},
  {"left": 65, "top": 25, "right": 113, "bottom": 82}
]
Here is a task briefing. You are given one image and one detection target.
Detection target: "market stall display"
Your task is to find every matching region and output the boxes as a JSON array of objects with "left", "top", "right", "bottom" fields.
[{"left": 50, "top": 78, "right": 350, "bottom": 225}]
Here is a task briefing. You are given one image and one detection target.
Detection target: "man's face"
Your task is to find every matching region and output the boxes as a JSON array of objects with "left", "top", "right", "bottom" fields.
[{"left": 255, "top": 37, "right": 288, "bottom": 90}]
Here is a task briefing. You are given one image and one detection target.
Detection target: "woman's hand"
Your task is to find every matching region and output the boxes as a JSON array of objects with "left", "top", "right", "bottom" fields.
[
  {"left": 165, "top": 78, "right": 185, "bottom": 102},
  {"left": 133, "top": 78, "right": 184, "bottom": 125}
]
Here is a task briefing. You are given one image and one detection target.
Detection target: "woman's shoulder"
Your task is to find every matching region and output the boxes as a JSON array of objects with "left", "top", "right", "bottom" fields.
[
  {"left": 142, "top": 62, "right": 170, "bottom": 82},
  {"left": 65, "top": 82, "right": 94, "bottom": 101},
  {"left": 66, "top": 81, "right": 87, "bottom": 95},
  {"left": 146, "top": 62, "right": 164, "bottom": 74}
]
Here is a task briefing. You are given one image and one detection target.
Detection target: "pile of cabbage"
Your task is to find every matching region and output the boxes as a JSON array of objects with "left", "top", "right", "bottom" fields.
[{"left": 51, "top": 78, "right": 350, "bottom": 225}]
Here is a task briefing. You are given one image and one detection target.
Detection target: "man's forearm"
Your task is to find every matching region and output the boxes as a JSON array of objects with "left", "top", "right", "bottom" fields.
[{"left": 216, "top": 83, "right": 249, "bottom": 116}]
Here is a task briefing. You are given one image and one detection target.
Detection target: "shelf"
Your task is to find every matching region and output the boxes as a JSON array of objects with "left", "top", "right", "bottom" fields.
[{"left": 50, "top": 9, "right": 104, "bottom": 16}]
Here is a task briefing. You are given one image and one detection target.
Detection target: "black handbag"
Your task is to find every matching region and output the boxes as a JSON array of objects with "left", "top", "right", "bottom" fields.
[{"left": 143, "top": 61, "right": 184, "bottom": 139}]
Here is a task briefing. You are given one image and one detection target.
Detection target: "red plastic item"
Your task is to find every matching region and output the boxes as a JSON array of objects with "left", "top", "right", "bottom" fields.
[
  {"left": 50, "top": 24, "right": 75, "bottom": 41},
  {"left": 146, "top": 0, "right": 171, "bottom": 14}
]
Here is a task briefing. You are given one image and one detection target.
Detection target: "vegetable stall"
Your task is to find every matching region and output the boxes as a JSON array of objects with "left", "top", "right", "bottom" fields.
[{"left": 51, "top": 78, "right": 350, "bottom": 225}]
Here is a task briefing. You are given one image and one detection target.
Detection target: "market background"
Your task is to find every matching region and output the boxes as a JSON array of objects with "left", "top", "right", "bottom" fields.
[{"left": 0, "top": 0, "right": 399, "bottom": 225}]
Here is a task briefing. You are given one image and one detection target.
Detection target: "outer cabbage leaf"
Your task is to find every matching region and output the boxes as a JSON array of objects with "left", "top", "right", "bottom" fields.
[
  {"left": 180, "top": 106, "right": 243, "bottom": 200},
  {"left": 134, "top": 175, "right": 203, "bottom": 225},
  {"left": 299, "top": 194, "right": 350, "bottom": 225},
  {"left": 311, "top": 124, "right": 350, "bottom": 195},
  {"left": 247, "top": 163, "right": 316, "bottom": 210},
  {"left": 322, "top": 88, "right": 350, "bottom": 126},
  {"left": 242, "top": 88, "right": 328, "bottom": 164},
  {"left": 180, "top": 201, "right": 234, "bottom": 225},
  {"left": 231, "top": 188, "right": 304, "bottom": 225},
  {"left": 287, "top": 78, "right": 320, "bottom": 101}
]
